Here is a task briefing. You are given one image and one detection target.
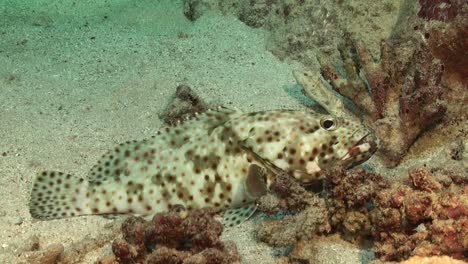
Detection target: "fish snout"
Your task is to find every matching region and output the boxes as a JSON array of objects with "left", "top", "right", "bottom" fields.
[{"left": 341, "top": 132, "right": 378, "bottom": 167}]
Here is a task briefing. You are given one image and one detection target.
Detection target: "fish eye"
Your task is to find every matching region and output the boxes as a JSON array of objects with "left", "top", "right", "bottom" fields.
[{"left": 320, "top": 118, "right": 336, "bottom": 130}]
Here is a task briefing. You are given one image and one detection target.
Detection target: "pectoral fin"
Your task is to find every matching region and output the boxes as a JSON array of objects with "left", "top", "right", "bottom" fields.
[{"left": 244, "top": 164, "right": 268, "bottom": 199}]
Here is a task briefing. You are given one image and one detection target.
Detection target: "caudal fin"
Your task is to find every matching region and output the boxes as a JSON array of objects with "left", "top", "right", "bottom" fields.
[{"left": 29, "top": 171, "right": 88, "bottom": 220}]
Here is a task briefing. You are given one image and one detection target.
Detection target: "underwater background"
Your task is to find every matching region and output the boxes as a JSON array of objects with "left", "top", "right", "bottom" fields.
[{"left": 0, "top": 0, "right": 466, "bottom": 263}]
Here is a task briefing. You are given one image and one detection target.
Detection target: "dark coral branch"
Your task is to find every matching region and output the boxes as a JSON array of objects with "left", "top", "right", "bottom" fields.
[
  {"left": 398, "top": 47, "right": 447, "bottom": 146},
  {"left": 320, "top": 38, "right": 380, "bottom": 120},
  {"left": 418, "top": 0, "right": 466, "bottom": 22},
  {"left": 426, "top": 14, "right": 468, "bottom": 83},
  {"left": 355, "top": 39, "right": 391, "bottom": 117}
]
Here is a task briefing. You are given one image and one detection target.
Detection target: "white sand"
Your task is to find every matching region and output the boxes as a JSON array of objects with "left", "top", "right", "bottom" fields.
[{"left": 0, "top": 0, "right": 368, "bottom": 263}]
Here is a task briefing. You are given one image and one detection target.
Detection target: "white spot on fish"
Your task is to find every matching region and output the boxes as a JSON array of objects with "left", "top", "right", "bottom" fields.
[{"left": 306, "top": 161, "right": 321, "bottom": 174}]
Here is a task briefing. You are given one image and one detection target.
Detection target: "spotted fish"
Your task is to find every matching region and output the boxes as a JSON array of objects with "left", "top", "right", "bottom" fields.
[{"left": 29, "top": 108, "right": 376, "bottom": 225}]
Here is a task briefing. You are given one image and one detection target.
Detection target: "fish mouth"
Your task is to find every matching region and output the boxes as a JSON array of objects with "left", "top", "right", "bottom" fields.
[{"left": 340, "top": 132, "right": 378, "bottom": 166}]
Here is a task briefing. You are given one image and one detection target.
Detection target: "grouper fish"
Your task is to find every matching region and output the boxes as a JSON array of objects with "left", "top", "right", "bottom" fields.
[{"left": 29, "top": 108, "right": 376, "bottom": 226}]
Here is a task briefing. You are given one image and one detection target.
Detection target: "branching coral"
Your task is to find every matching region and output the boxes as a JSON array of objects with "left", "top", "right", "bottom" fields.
[
  {"left": 422, "top": 7, "right": 468, "bottom": 85},
  {"left": 101, "top": 208, "right": 240, "bottom": 264},
  {"left": 303, "top": 0, "right": 468, "bottom": 167},
  {"left": 417, "top": 0, "right": 466, "bottom": 22},
  {"left": 309, "top": 33, "right": 448, "bottom": 166}
]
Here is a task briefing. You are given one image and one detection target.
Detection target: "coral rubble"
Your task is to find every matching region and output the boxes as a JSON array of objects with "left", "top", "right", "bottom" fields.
[
  {"left": 162, "top": 84, "right": 209, "bottom": 126},
  {"left": 255, "top": 164, "right": 467, "bottom": 262},
  {"left": 400, "top": 255, "right": 467, "bottom": 264},
  {"left": 325, "top": 166, "right": 389, "bottom": 242},
  {"left": 102, "top": 208, "right": 240, "bottom": 264},
  {"left": 256, "top": 172, "right": 330, "bottom": 253},
  {"left": 422, "top": 6, "right": 468, "bottom": 86},
  {"left": 371, "top": 168, "right": 467, "bottom": 261},
  {"left": 322, "top": 164, "right": 467, "bottom": 261}
]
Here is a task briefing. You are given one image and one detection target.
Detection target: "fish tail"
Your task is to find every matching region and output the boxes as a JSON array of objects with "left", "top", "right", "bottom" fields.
[{"left": 29, "top": 171, "right": 89, "bottom": 220}]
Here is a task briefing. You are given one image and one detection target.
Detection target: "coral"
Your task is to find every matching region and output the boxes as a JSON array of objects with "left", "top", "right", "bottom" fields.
[
  {"left": 400, "top": 255, "right": 467, "bottom": 264},
  {"left": 103, "top": 208, "right": 240, "bottom": 264},
  {"left": 161, "top": 84, "right": 209, "bottom": 126},
  {"left": 315, "top": 34, "right": 447, "bottom": 166},
  {"left": 409, "top": 168, "right": 442, "bottom": 192},
  {"left": 371, "top": 168, "right": 468, "bottom": 261},
  {"left": 325, "top": 166, "right": 389, "bottom": 241},
  {"left": 251, "top": 150, "right": 467, "bottom": 262},
  {"left": 417, "top": 0, "right": 466, "bottom": 22},
  {"left": 327, "top": 167, "right": 389, "bottom": 208},
  {"left": 264, "top": 164, "right": 467, "bottom": 262},
  {"left": 307, "top": 1, "right": 467, "bottom": 167},
  {"left": 256, "top": 203, "right": 330, "bottom": 247},
  {"left": 257, "top": 171, "right": 322, "bottom": 213},
  {"left": 256, "top": 172, "right": 331, "bottom": 247},
  {"left": 424, "top": 10, "right": 468, "bottom": 85}
]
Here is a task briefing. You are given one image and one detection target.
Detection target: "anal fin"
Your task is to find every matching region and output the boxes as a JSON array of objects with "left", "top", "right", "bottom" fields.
[{"left": 223, "top": 204, "right": 257, "bottom": 228}]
